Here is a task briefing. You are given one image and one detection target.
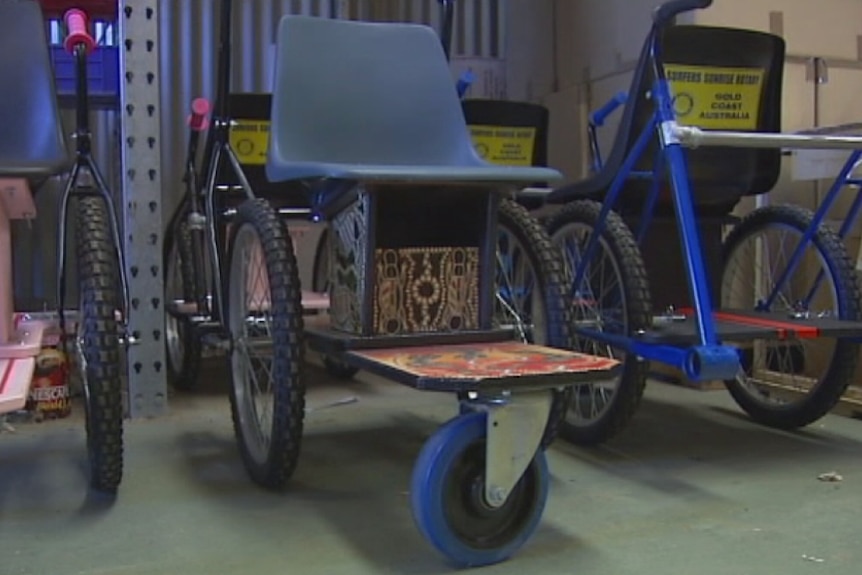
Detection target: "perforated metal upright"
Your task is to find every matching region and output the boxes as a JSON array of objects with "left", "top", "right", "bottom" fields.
[{"left": 117, "top": 0, "right": 167, "bottom": 418}]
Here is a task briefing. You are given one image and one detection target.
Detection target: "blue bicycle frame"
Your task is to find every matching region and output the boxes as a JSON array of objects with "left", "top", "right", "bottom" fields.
[
  {"left": 570, "top": 8, "right": 744, "bottom": 382},
  {"left": 572, "top": 1, "right": 862, "bottom": 382}
]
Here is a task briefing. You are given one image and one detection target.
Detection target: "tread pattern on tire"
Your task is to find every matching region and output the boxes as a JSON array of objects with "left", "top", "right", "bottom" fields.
[
  {"left": 310, "top": 228, "right": 360, "bottom": 380},
  {"left": 544, "top": 200, "right": 652, "bottom": 446},
  {"left": 497, "top": 199, "right": 575, "bottom": 448},
  {"left": 76, "top": 196, "right": 124, "bottom": 493},
  {"left": 721, "top": 204, "right": 862, "bottom": 428},
  {"left": 226, "top": 198, "right": 306, "bottom": 490}
]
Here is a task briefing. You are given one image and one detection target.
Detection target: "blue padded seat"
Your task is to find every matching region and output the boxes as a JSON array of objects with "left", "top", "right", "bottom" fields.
[
  {"left": 0, "top": 1, "right": 70, "bottom": 180},
  {"left": 266, "top": 16, "right": 561, "bottom": 185}
]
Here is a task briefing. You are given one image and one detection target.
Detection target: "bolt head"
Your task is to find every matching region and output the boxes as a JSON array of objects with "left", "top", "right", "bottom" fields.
[{"left": 487, "top": 486, "right": 508, "bottom": 505}]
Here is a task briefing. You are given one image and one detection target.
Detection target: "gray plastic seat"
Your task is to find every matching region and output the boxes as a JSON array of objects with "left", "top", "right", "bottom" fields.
[
  {"left": 266, "top": 16, "right": 561, "bottom": 185},
  {"left": 0, "top": 1, "right": 70, "bottom": 180}
]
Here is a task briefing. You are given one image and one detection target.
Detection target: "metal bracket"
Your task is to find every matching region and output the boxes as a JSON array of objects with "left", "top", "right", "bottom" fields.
[
  {"left": 478, "top": 390, "right": 552, "bottom": 509},
  {"left": 653, "top": 305, "right": 687, "bottom": 324},
  {"left": 806, "top": 57, "right": 829, "bottom": 85},
  {"left": 659, "top": 120, "right": 682, "bottom": 146}
]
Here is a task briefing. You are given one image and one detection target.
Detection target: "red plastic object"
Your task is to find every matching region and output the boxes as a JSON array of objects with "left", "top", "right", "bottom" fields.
[
  {"left": 678, "top": 308, "right": 820, "bottom": 340},
  {"left": 187, "top": 98, "right": 212, "bottom": 132},
  {"left": 63, "top": 9, "right": 96, "bottom": 55},
  {"left": 37, "top": 1, "right": 118, "bottom": 20}
]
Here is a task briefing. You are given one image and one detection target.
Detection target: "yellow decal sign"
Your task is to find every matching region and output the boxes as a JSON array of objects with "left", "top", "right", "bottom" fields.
[
  {"left": 469, "top": 125, "right": 537, "bottom": 167},
  {"left": 664, "top": 65, "right": 765, "bottom": 130},
  {"left": 229, "top": 120, "right": 270, "bottom": 165}
]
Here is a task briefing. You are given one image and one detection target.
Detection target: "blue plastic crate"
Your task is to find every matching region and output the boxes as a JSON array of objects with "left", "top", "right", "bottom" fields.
[{"left": 49, "top": 43, "right": 119, "bottom": 98}]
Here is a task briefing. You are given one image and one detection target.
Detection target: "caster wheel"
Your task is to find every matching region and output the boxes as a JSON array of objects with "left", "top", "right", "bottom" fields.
[{"left": 410, "top": 411, "right": 549, "bottom": 567}]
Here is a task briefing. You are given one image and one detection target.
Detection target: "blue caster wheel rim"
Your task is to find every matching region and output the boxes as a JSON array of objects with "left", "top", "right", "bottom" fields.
[{"left": 410, "top": 411, "right": 549, "bottom": 567}]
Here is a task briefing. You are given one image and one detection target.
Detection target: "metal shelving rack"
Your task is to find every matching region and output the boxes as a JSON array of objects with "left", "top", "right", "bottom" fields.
[{"left": 117, "top": 0, "right": 166, "bottom": 418}]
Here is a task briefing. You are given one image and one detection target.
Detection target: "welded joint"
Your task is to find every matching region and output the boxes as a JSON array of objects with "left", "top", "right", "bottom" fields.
[{"left": 660, "top": 120, "right": 684, "bottom": 147}]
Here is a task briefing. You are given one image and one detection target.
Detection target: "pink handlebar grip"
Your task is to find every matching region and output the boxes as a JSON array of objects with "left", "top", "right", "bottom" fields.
[
  {"left": 63, "top": 9, "right": 96, "bottom": 56},
  {"left": 187, "top": 98, "right": 211, "bottom": 132}
]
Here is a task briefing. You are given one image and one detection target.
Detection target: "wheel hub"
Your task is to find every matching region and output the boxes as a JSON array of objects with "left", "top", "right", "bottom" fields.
[{"left": 444, "top": 443, "right": 537, "bottom": 550}]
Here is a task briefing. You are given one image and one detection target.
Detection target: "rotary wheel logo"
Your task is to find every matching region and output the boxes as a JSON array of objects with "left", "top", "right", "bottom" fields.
[
  {"left": 474, "top": 142, "right": 490, "bottom": 159},
  {"left": 236, "top": 139, "right": 255, "bottom": 157},
  {"left": 673, "top": 92, "right": 694, "bottom": 118}
]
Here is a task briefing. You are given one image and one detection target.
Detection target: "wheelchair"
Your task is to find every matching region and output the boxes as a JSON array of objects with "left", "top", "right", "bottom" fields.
[
  {"left": 164, "top": 4, "right": 620, "bottom": 566},
  {"left": 540, "top": 0, "right": 862, "bottom": 445},
  {"left": 0, "top": 0, "right": 126, "bottom": 494},
  {"left": 166, "top": 0, "right": 566, "bottom": 392}
]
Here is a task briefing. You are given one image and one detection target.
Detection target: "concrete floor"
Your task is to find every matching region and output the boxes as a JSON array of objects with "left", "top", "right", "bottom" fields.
[{"left": 1, "top": 364, "right": 861, "bottom": 575}]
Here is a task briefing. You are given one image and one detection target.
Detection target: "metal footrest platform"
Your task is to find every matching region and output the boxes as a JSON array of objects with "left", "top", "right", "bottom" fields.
[
  {"left": 640, "top": 308, "right": 862, "bottom": 346},
  {"left": 343, "top": 341, "right": 621, "bottom": 393}
]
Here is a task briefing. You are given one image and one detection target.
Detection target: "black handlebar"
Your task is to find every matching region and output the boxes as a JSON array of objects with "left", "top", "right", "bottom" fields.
[{"left": 653, "top": 0, "right": 712, "bottom": 26}]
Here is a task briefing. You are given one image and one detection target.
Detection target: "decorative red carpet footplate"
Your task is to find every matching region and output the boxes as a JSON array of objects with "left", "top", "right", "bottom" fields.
[{"left": 349, "top": 341, "right": 619, "bottom": 391}]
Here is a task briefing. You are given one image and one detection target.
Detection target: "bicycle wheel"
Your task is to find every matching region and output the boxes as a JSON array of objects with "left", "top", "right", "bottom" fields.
[
  {"left": 496, "top": 198, "right": 574, "bottom": 448},
  {"left": 164, "top": 216, "right": 202, "bottom": 391},
  {"left": 74, "top": 196, "right": 124, "bottom": 493},
  {"left": 720, "top": 204, "right": 861, "bottom": 428},
  {"left": 545, "top": 200, "right": 652, "bottom": 446},
  {"left": 225, "top": 198, "right": 306, "bottom": 489}
]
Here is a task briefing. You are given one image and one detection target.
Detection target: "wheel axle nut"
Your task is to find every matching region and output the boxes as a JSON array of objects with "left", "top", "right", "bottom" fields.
[{"left": 487, "top": 486, "right": 508, "bottom": 505}]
